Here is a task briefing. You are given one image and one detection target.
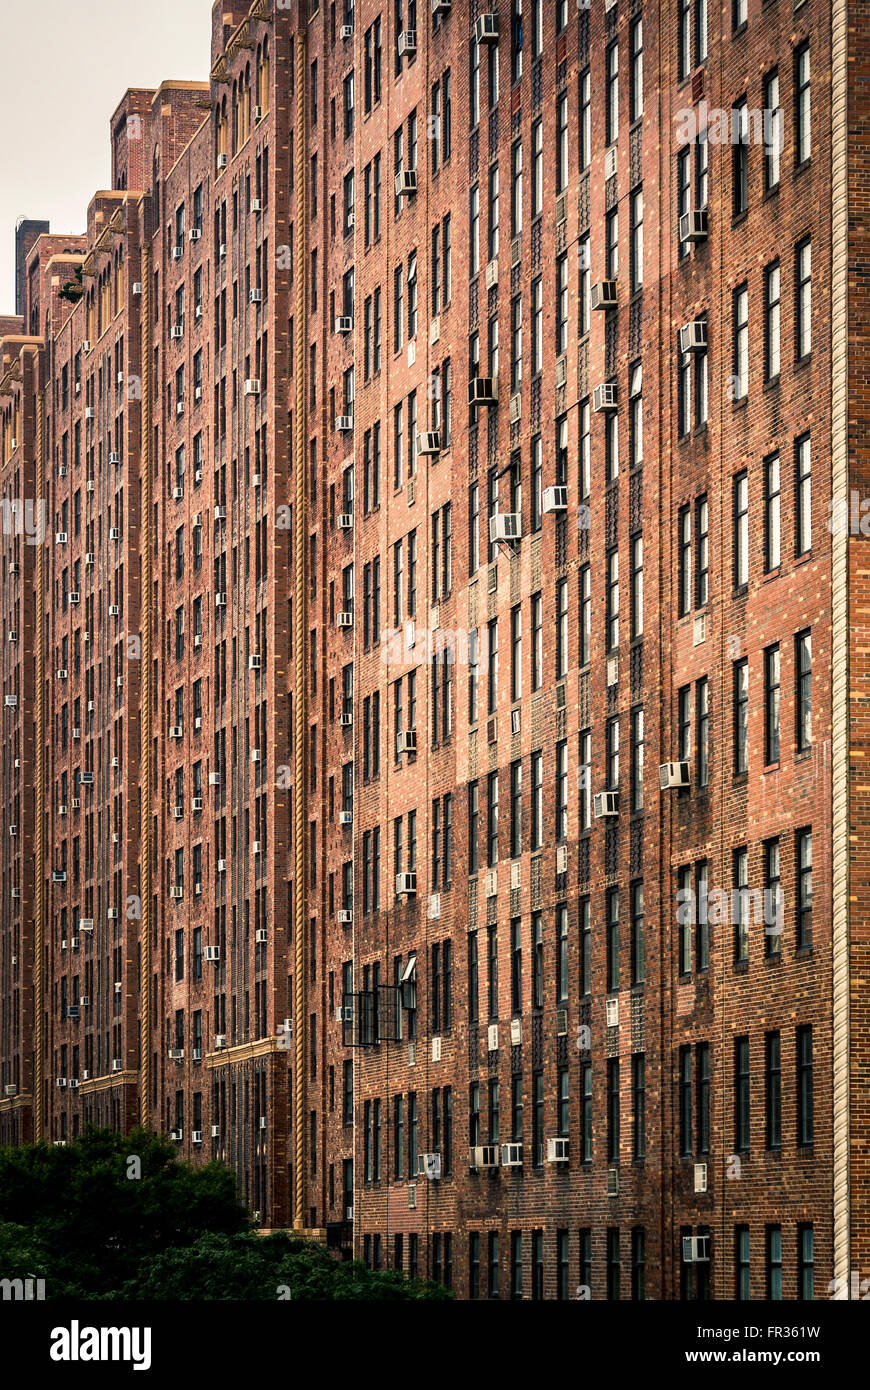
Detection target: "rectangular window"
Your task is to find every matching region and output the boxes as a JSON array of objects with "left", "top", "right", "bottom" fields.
[
  {"left": 606, "top": 43, "right": 619, "bottom": 147},
  {"left": 797, "top": 1025, "right": 813, "bottom": 1146},
  {"left": 734, "top": 1036, "right": 750, "bottom": 1152},
  {"left": 733, "top": 470, "right": 748, "bottom": 588},
  {"left": 735, "top": 1227, "right": 750, "bottom": 1301},
  {"left": 764, "top": 454, "right": 781, "bottom": 571},
  {"left": 765, "top": 1030, "right": 782, "bottom": 1150},
  {"left": 765, "top": 262, "right": 781, "bottom": 381},
  {"left": 766, "top": 1226, "right": 783, "bottom": 1301},
  {"left": 764, "top": 644, "right": 781, "bottom": 764},
  {"left": 733, "top": 284, "right": 749, "bottom": 400},
  {"left": 795, "top": 238, "right": 812, "bottom": 361},
  {"left": 796, "top": 630, "right": 812, "bottom": 752},
  {"left": 795, "top": 44, "right": 811, "bottom": 167},
  {"left": 795, "top": 434, "right": 812, "bottom": 556},
  {"left": 796, "top": 828, "right": 813, "bottom": 949},
  {"left": 632, "top": 1053, "right": 646, "bottom": 1160},
  {"left": 734, "top": 847, "right": 749, "bottom": 964},
  {"left": 798, "top": 1226, "right": 814, "bottom": 1301},
  {"left": 764, "top": 71, "right": 781, "bottom": 192}
]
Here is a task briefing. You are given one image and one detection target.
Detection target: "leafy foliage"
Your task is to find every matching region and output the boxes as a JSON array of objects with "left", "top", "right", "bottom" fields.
[{"left": 0, "top": 1129, "right": 449, "bottom": 1301}]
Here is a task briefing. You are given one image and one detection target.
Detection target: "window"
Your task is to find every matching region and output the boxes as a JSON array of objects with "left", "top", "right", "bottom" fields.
[
  {"left": 632, "top": 1054, "right": 646, "bottom": 1160},
  {"left": 531, "top": 592, "right": 543, "bottom": 690},
  {"left": 631, "top": 708, "right": 644, "bottom": 813},
  {"left": 735, "top": 1227, "right": 751, "bottom": 1300},
  {"left": 631, "top": 536, "right": 644, "bottom": 641},
  {"left": 532, "top": 276, "right": 543, "bottom": 374},
  {"left": 695, "top": 497, "right": 708, "bottom": 606},
  {"left": 678, "top": 0, "right": 691, "bottom": 82},
  {"left": 796, "top": 828, "right": 813, "bottom": 948},
  {"left": 733, "top": 101, "right": 749, "bottom": 216},
  {"left": 734, "top": 1036, "right": 750, "bottom": 1152},
  {"left": 679, "top": 1046, "right": 692, "bottom": 1155},
  {"left": 733, "top": 0, "right": 747, "bottom": 29},
  {"left": 629, "top": 362, "right": 643, "bottom": 467},
  {"left": 733, "top": 470, "right": 748, "bottom": 588},
  {"left": 556, "top": 91, "right": 568, "bottom": 194},
  {"left": 556, "top": 740, "right": 568, "bottom": 842},
  {"left": 678, "top": 506, "right": 692, "bottom": 617},
  {"left": 764, "top": 72, "right": 781, "bottom": 191},
  {"left": 487, "top": 772, "right": 499, "bottom": 867},
  {"left": 697, "top": 1042, "right": 710, "bottom": 1154},
  {"left": 606, "top": 550, "right": 619, "bottom": 651},
  {"left": 695, "top": 0, "right": 708, "bottom": 64},
  {"left": 509, "top": 761, "right": 522, "bottom": 859},
  {"left": 511, "top": 139, "right": 523, "bottom": 236},
  {"left": 796, "top": 630, "right": 812, "bottom": 752},
  {"left": 797, "top": 1025, "right": 813, "bottom": 1146},
  {"left": 579, "top": 70, "right": 591, "bottom": 170},
  {"left": 606, "top": 718, "right": 620, "bottom": 793},
  {"left": 795, "top": 434, "right": 812, "bottom": 556},
  {"left": 469, "top": 185, "right": 480, "bottom": 277},
  {"left": 795, "top": 238, "right": 812, "bottom": 361},
  {"left": 677, "top": 148, "right": 691, "bottom": 262},
  {"left": 631, "top": 881, "right": 645, "bottom": 986},
  {"left": 765, "top": 1031, "right": 782, "bottom": 1149},
  {"left": 468, "top": 781, "right": 479, "bottom": 874},
  {"left": 606, "top": 888, "right": 619, "bottom": 993},
  {"left": 488, "top": 164, "right": 500, "bottom": 262},
  {"left": 765, "top": 262, "right": 781, "bottom": 381},
  {"left": 532, "top": 119, "right": 543, "bottom": 218},
  {"left": 765, "top": 644, "right": 781, "bottom": 764},
  {"left": 630, "top": 17, "right": 643, "bottom": 123},
  {"left": 510, "top": 604, "right": 522, "bottom": 702},
  {"left": 556, "top": 580, "right": 568, "bottom": 679},
  {"left": 580, "top": 1061, "right": 593, "bottom": 1163},
  {"left": 630, "top": 187, "right": 643, "bottom": 293},
  {"left": 607, "top": 1058, "right": 620, "bottom": 1162},
  {"left": 579, "top": 566, "right": 591, "bottom": 667},
  {"left": 531, "top": 751, "right": 543, "bottom": 852},
  {"left": 733, "top": 284, "right": 748, "bottom": 400},
  {"left": 795, "top": 44, "right": 811, "bottom": 167},
  {"left": 766, "top": 1226, "right": 783, "bottom": 1301},
  {"left": 734, "top": 847, "right": 749, "bottom": 963},
  {"left": 765, "top": 838, "right": 783, "bottom": 958},
  {"left": 556, "top": 904, "right": 568, "bottom": 1005},
  {"left": 798, "top": 1226, "right": 814, "bottom": 1301},
  {"left": 606, "top": 43, "right": 619, "bottom": 147},
  {"left": 510, "top": 1231, "right": 523, "bottom": 1301},
  {"left": 696, "top": 678, "right": 709, "bottom": 789}
]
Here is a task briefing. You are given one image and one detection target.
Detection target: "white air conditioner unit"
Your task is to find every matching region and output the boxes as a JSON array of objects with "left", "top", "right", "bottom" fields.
[
  {"left": 169, "top": 725, "right": 183, "bottom": 739},
  {"left": 170, "top": 885, "right": 184, "bottom": 899},
  {"left": 394, "top": 169, "right": 418, "bottom": 198},
  {"left": 4, "top": 1084, "right": 17, "bottom": 1098},
  {"left": 192, "top": 796, "right": 203, "bottom": 812},
  {"left": 547, "top": 1137, "right": 570, "bottom": 1164},
  {"left": 255, "top": 928, "right": 268, "bottom": 944},
  {"left": 660, "top": 761, "right": 691, "bottom": 790},
  {"left": 133, "top": 282, "right": 142, "bottom": 295},
  {"left": 193, "top": 1130, "right": 203, "bottom": 1144},
  {"left": 336, "top": 810, "right": 352, "bottom": 828},
  {"left": 85, "top": 406, "right": 94, "bottom": 419},
  {"left": 340, "top": 22, "right": 354, "bottom": 38},
  {"left": 543, "top": 486, "right": 568, "bottom": 514},
  {"left": 194, "top": 715, "right": 202, "bottom": 729},
  {"left": 8, "top": 631, "right": 17, "bottom": 642},
  {"left": 189, "top": 228, "right": 202, "bottom": 242},
  {"left": 209, "top": 772, "right": 221, "bottom": 786},
  {"left": 58, "top": 804, "right": 68, "bottom": 817},
  {"left": 432, "top": 0, "right": 451, "bottom": 12},
  {"left": 469, "top": 1144, "right": 499, "bottom": 1168},
  {"left": 194, "top": 304, "right": 202, "bottom": 320},
  {"left": 250, "top": 197, "right": 262, "bottom": 213},
  {"left": 594, "top": 791, "right": 619, "bottom": 818},
  {"left": 172, "top": 486, "right": 184, "bottom": 500},
  {"left": 593, "top": 382, "right": 619, "bottom": 412},
  {"left": 109, "top": 604, "right": 120, "bottom": 616},
  {"left": 251, "top": 750, "right": 261, "bottom": 764},
  {"left": 55, "top": 531, "right": 68, "bottom": 545},
  {"left": 109, "top": 451, "right": 120, "bottom": 464},
  {"left": 169, "top": 1129, "right": 183, "bottom": 1142},
  {"left": 680, "top": 320, "right": 707, "bottom": 354},
  {"left": 398, "top": 29, "right": 417, "bottom": 56},
  {"left": 337, "top": 513, "right": 353, "bottom": 530},
  {"left": 250, "top": 288, "right": 262, "bottom": 303},
  {"left": 335, "top": 316, "right": 353, "bottom": 335},
  {"left": 106, "top": 909, "right": 117, "bottom": 921},
  {"left": 4, "top": 694, "right": 18, "bottom": 708},
  {"left": 244, "top": 378, "right": 261, "bottom": 395},
  {"left": 172, "top": 245, "right": 183, "bottom": 262},
  {"left": 591, "top": 280, "right": 618, "bottom": 312},
  {"left": 396, "top": 872, "right": 417, "bottom": 896},
  {"left": 501, "top": 1142, "right": 523, "bottom": 1167},
  {"left": 109, "top": 527, "right": 120, "bottom": 539},
  {"left": 168, "top": 1047, "right": 184, "bottom": 1060},
  {"left": 193, "top": 634, "right": 202, "bottom": 650},
  {"left": 211, "top": 1124, "right": 220, "bottom": 1137},
  {"left": 334, "top": 414, "right": 354, "bottom": 433},
  {"left": 8, "top": 561, "right": 18, "bottom": 575},
  {"left": 215, "top": 592, "right": 227, "bottom": 607},
  {"left": 337, "top": 909, "right": 353, "bottom": 924},
  {"left": 417, "top": 1152, "right": 442, "bottom": 1181},
  {"left": 475, "top": 13, "right": 499, "bottom": 43},
  {"left": 489, "top": 513, "right": 521, "bottom": 544},
  {"left": 173, "top": 806, "right": 184, "bottom": 820},
  {"left": 217, "top": 858, "right": 227, "bottom": 873},
  {"left": 606, "top": 997, "right": 619, "bottom": 1028},
  {"left": 416, "top": 431, "right": 441, "bottom": 456},
  {"left": 468, "top": 376, "right": 497, "bottom": 407},
  {"left": 682, "top": 1235, "right": 710, "bottom": 1263},
  {"left": 252, "top": 473, "right": 261, "bottom": 487},
  {"left": 217, "top": 153, "right": 228, "bottom": 170},
  {"left": 72, "top": 729, "right": 81, "bottom": 741},
  {"left": 336, "top": 611, "right": 353, "bottom": 628},
  {"left": 397, "top": 729, "right": 417, "bottom": 755},
  {"left": 679, "top": 208, "right": 708, "bottom": 244},
  {"left": 56, "top": 668, "right": 68, "bottom": 681},
  {"left": 204, "top": 946, "right": 220, "bottom": 962},
  {"left": 248, "top": 654, "right": 261, "bottom": 670},
  {"left": 83, "top": 552, "right": 95, "bottom": 567},
  {"left": 171, "top": 324, "right": 184, "bottom": 340},
  {"left": 111, "top": 1058, "right": 122, "bottom": 1071},
  {"left": 694, "top": 1162, "right": 708, "bottom": 1194},
  {"left": 58, "top": 466, "right": 67, "bottom": 477}
]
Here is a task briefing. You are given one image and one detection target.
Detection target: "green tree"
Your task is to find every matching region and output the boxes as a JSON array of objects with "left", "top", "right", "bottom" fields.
[{"left": 0, "top": 1129, "right": 450, "bottom": 1300}]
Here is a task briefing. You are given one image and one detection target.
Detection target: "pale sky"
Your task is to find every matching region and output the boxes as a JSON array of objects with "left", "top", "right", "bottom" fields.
[{"left": 0, "top": 0, "right": 212, "bottom": 314}]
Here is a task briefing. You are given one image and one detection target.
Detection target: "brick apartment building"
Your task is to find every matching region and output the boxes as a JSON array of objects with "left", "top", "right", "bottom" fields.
[{"left": 0, "top": 0, "right": 865, "bottom": 1299}]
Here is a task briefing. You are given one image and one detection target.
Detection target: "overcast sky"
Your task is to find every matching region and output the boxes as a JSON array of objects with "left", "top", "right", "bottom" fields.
[{"left": 0, "top": 0, "right": 211, "bottom": 313}]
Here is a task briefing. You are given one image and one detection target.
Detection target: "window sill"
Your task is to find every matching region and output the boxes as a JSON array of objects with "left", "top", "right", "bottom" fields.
[
  {"left": 763, "top": 761, "right": 781, "bottom": 774},
  {"left": 795, "top": 353, "right": 812, "bottom": 373},
  {"left": 795, "top": 158, "right": 812, "bottom": 179},
  {"left": 733, "top": 960, "right": 749, "bottom": 974},
  {"left": 731, "top": 210, "right": 749, "bottom": 230},
  {"left": 762, "top": 184, "right": 781, "bottom": 205},
  {"left": 794, "top": 747, "right": 813, "bottom": 764}
]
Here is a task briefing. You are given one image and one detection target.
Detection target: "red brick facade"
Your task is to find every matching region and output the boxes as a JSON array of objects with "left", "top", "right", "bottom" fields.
[{"left": 0, "top": 0, "right": 864, "bottom": 1300}]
